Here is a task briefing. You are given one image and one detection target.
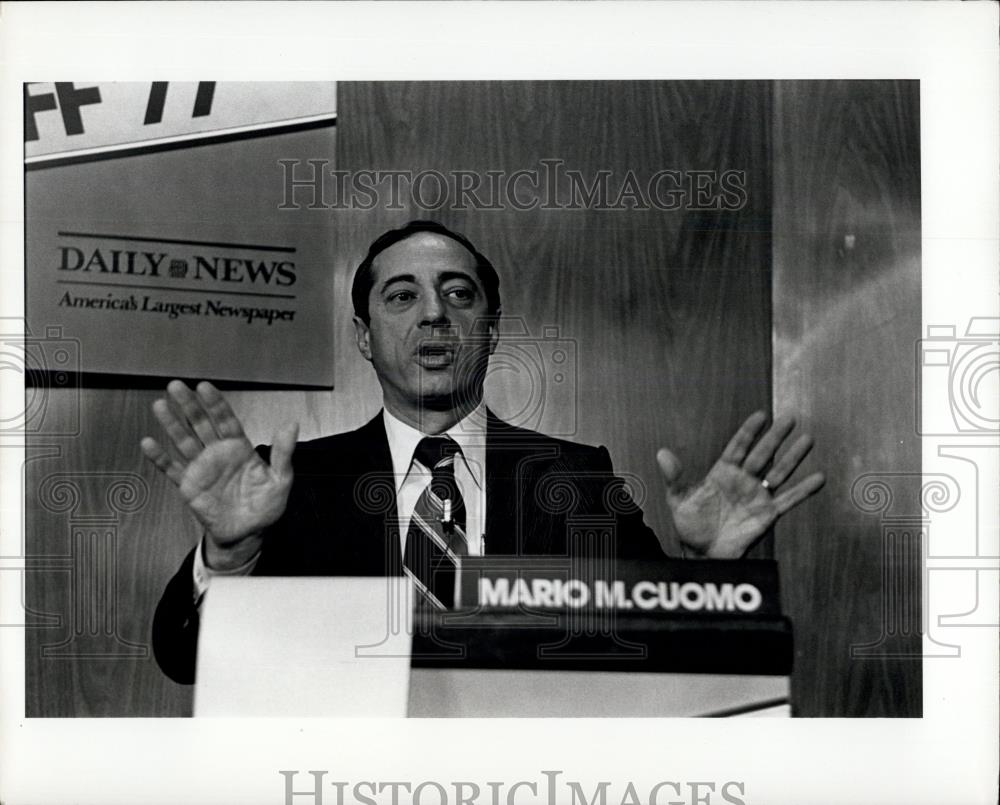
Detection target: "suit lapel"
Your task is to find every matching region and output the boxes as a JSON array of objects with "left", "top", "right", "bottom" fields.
[
  {"left": 485, "top": 411, "right": 519, "bottom": 555},
  {"left": 336, "top": 411, "right": 402, "bottom": 574},
  {"left": 485, "top": 410, "right": 560, "bottom": 556}
]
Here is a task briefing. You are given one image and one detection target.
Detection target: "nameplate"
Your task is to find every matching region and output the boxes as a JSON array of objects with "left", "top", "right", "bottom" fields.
[{"left": 458, "top": 558, "right": 781, "bottom": 616}]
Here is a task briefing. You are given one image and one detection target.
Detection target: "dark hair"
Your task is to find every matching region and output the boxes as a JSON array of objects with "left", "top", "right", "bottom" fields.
[{"left": 351, "top": 220, "right": 501, "bottom": 325}]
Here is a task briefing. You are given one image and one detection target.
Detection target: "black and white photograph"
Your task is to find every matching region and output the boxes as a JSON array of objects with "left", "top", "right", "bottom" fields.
[{"left": 1, "top": 3, "right": 997, "bottom": 805}]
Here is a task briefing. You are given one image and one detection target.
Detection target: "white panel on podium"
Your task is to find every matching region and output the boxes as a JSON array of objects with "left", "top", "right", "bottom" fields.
[
  {"left": 194, "top": 577, "right": 789, "bottom": 718},
  {"left": 194, "top": 577, "right": 413, "bottom": 717},
  {"left": 407, "top": 669, "right": 789, "bottom": 717}
]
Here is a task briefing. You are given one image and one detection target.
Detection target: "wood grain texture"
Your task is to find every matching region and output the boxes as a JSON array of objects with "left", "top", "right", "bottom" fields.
[
  {"left": 338, "top": 81, "right": 774, "bottom": 557},
  {"left": 772, "top": 80, "right": 922, "bottom": 717},
  {"left": 26, "top": 81, "right": 774, "bottom": 716}
]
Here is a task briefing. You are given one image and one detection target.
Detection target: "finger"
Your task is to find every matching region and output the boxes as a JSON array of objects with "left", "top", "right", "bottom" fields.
[
  {"left": 270, "top": 422, "right": 299, "bottom": 481},
  {"left": 196, "top": 381, "right": 247, "bottom": 440},
  {"left": 140, "top": 436, "right": 185, "bottom": 486},
  {"left": 152, "top": 397, "right": 201, "bottom": 461},
  {"left": 742, "top": 414, "right": 796, "bottom": 476},
  {"left": 772, "top": 472, "right": 826, "bottom": 516},
  {"left": 764, "top": 433, "right": 814, "bottom": 489},
  {"left": 656, "top": 447, "right": 684, "bottom": 506},
  {"left": 167, "top": 379, "right": 220, "bottom": 446},
  {"left": 719, "top": 411, "right": 768, "bottom": 465}
]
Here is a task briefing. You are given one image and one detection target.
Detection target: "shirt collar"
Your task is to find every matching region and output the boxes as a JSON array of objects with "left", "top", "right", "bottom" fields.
[{"left": 382, "top": 403, "right": 487, "bottom": 491}]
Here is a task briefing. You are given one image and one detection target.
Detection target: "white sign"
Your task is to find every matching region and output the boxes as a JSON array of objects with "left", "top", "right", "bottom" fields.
[
  {"left": 24, "top": 82, "right": 337, "bottom": 165},
  {"left": 25, "top": 81, "right": 337, "bottom": 385}
]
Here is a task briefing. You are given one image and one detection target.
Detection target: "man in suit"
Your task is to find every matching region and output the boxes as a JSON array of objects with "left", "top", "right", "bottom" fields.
[{"left": 144, "top": 220, "right": 824, "bottom": 684}]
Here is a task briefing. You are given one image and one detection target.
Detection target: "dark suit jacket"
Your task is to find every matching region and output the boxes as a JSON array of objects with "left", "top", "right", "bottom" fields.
[{"left": 152, "top": 410, "right": 666, "bottom": 683}]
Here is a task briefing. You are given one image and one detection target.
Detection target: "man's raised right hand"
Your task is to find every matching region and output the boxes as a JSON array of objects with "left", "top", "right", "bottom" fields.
[{"left": 140, "top": 380, "right": 297, "bottom": 570}]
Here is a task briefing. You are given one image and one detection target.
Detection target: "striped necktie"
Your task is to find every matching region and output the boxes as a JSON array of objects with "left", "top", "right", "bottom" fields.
[{"left": 403, "top": 436, "right": 468, "bottom": 609}]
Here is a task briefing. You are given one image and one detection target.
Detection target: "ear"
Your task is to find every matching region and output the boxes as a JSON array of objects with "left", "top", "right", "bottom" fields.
[
  {"left": 487, "top": 308, "right": 501, "bottom": 355},
  {"left": 352, "top": 315, "right": 372, "bottom": 361}
]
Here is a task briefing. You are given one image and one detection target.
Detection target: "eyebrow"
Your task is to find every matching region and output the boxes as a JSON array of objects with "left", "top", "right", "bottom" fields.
[
  {"left": 379, "top": 273, "right": 416, "bottom": 293},
  {"left": 437, "top": 270, "right": 478, "bottom": 286},
  {"left": 379, "top": 270, "right": 479, "bottom": 294}
]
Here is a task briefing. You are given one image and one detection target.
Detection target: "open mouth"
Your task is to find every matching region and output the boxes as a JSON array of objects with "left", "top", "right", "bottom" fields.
[{"left": 416, "top": 343, "right": 457, "bottom": 368}]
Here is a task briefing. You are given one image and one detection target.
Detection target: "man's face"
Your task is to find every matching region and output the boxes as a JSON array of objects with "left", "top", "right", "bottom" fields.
[{"left": 353, "top": 232, "right": 498, "bottom": 419}]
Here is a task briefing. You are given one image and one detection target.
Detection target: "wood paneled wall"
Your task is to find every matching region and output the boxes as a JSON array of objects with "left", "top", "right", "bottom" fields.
[
  {"left": 772, "top": 81, "right": 922, "bottom": 716},
  {"left": 24, "top": 80, "right": 919, "bottom": 719}
]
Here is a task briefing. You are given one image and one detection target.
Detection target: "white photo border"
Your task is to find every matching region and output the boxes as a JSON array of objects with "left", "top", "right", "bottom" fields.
[{"left": 1, "top": 3, "right": 997, "bottom": 804}]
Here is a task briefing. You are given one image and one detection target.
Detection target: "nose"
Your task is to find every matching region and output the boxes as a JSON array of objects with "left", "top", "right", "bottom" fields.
[{"left": 419, "top": 291, "right": 450, "bottom": 327}]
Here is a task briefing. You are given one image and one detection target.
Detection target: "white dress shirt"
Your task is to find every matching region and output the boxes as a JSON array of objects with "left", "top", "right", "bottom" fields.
[
  {"left": 382, "top": 403, "right": 487, "bottom": 557},
  {"left": 192, "top": 404, "right": 488, "bottom": 602}
]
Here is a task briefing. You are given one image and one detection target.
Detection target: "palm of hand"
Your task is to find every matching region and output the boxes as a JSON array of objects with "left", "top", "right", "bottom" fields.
[
  {"left": 179, "top": 438, "right": 291, "bottom": 545},
  {"left": 658, "top": 411, "right": 825, "bottom": 559},
  {"left": 669, "top": 462, "right": 777, "bottom": 559}
]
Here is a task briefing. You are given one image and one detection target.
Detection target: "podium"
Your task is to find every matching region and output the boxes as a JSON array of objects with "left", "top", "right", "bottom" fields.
[
  {"left": 194, "top": 561, "right": 793, "bottom": 718},
  {"left": 408, "top": 609, "right": 791, "bottom": 717}
]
